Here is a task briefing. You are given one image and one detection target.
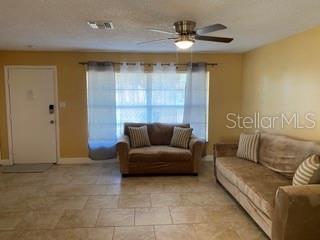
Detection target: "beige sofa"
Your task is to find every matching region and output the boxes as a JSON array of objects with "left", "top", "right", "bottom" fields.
[
  {"left": 214, "top": 132, "right": 320, "bottom": 240},
  {"left": 117, "top": 123, "right": 204, "bottom": 176}
]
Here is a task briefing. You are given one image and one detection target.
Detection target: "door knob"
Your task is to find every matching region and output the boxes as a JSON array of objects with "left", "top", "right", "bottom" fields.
[{"left": 50, "top": 120, "right": 55, "bottom": 124}]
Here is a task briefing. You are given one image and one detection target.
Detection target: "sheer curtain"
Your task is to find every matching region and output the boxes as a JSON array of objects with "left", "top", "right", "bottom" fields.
[
  {"left": 116, "top": 62, "right": 146, "bottom": 136},
  {"left": 87, "top": 61, "right": 208, "bottom": 159},
  {"left": 183, "top": 63, "right": 208, "bottom": 140},
  {"left": 150, "top": 63, "right": 185, "bottom": 123},
  {"left": 115, "top": 62, "right": 185, "bottom": 135},
  {"left": 87, "top": 63, "right": 117, "bottom": 159}
]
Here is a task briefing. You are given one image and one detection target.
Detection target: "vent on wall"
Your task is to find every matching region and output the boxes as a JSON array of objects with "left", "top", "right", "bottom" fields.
[{"left": 87, "top": 21, "right": 114, "bottom": 30}]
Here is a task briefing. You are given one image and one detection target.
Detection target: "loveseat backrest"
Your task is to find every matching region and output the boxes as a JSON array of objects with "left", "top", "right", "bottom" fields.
[
  {"left": 124, "top": 122, "right": 190, "bottom": 145},
  {"left": 258, "top": 132, "right": 320, "bottom": 179}
]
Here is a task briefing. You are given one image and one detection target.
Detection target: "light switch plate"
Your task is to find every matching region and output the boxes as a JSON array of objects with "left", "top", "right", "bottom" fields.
[{"left": 59, "top": 101, "right": 66, "bottom": 108}]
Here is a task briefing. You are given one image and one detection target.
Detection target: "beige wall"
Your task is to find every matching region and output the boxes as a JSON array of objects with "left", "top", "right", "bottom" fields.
[
  {"left": 242, "top": 27, "right": 320, "bottom": 140},
  {"left": 0, "top": 51, "right": 243, "bottom": 160}
]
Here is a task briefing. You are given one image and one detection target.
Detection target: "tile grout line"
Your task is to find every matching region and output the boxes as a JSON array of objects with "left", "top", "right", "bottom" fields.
[
  {"left": 111, "top": 226, "right": 115, "bottom": 240},
  {"left": 94, "top": 208, "right": 102, "bottom": 228},
  {"left": 191, "top": 223, "right": 200, "bottom": 240},
  {"left": 168, "top": 206, "right": 174, "bottom": 225},
  {"left": 117, "top": 194, "right": 120, "bottom": 208},
  {"left": 149, "top": 193, "right": 152, "bottom": 208},
  {"left": 0, "top": 162, "right": 266, "bottom": 239},
  {"left": 53, "top": 208, "right": 67, "bottom": 230},
  {"left": 133, "top": 208, "right": 136, "bottom": 226},
  {"left": 153, "top": 225, "right": 157, "bottom": 240},
  {"left": 82, "top": 196, "right": 90, "bottom": 210}
]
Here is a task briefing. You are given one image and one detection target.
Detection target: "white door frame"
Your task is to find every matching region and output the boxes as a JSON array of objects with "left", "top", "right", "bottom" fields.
[{"left": 4, "top": 65, "right": 60, "bottom": 165}]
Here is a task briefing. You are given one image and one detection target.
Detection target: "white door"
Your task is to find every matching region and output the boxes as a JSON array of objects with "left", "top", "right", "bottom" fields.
[{"left": 6, "top": 66, "right": 58, "bottom": 164}]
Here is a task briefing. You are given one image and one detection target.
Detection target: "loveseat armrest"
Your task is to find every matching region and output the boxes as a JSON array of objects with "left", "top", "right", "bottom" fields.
[
  {"left": 117, "top": 134, "right": 130, "bottom": 148},
  {"left": 189, "top": 135, "right": 205, "bottom": 152},
  {"left": 189, "top": 135, "right": 205, "bottom": 174},
  {"left": 116, "top": 135, "right": 130, "bottom": 174},
  {"left": 272, "top": 185, "right": 320, "bottom": 240}
]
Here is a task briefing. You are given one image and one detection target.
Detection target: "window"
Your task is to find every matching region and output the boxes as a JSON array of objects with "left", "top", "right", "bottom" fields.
[
  {"left": 87, "top": 62, "right": 209, "bottom": 159},
  {"left": 115, "top": 71, "right": 188, "bottom": 137}
]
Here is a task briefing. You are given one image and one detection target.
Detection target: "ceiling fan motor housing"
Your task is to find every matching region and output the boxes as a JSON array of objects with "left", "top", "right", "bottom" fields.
[{"left": 174, "top": 20, "right": 196, "bottom": 35}]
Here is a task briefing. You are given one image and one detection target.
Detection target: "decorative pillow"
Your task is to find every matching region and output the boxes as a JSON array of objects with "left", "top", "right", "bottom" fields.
[
  {"left": 128, "top": 125, "right": 151, "bottom": 148},
  {"left": 170, "top": 127, "right": 193, "bottom": 149},
  {"left": 293, "top": 154, "right": 320, "bottom": 185},
  {"left": 236, "top": 133, "right": 260, "bottom": 163}
]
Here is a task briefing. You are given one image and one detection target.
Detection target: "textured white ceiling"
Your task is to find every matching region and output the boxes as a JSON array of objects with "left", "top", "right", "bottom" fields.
[{"left": 0, "top": 0, "right": 319, "bottom": 53}]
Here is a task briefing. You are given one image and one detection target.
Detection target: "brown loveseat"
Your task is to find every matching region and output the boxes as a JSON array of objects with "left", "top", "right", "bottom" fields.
[
  {"left": 116, "top": 123, "right": 204, "bottom": 176},
  {"left": 214, "top": 132, "right": 320, "bottom": 240}
]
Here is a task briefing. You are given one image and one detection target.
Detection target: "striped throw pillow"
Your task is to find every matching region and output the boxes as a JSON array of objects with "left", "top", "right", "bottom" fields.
[
  {"left": 293, "top": 154, "right": 320, "bottom": 185},
  {"left": 170, "top": 127, "right": 193, "bottom": 149},
  {"left": 128, "top": 126, "right": 151, "bottom": 148},
  {"left": 236, "top": 133, "right": 260, "bottom": 163}
]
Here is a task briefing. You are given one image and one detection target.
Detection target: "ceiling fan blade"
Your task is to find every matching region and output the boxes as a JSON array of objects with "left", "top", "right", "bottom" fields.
[
  {"left": 137, "top": 37, "right": 177, "bottom": 45},
  {"left": 149, "top": 29, "right": 176, "bottom": 35},
  {"left": 195, "top": 35, "right": 233, "bottom": 43},
  {"left": 196, "top": 24, "right": 227, "bottom": 35}
]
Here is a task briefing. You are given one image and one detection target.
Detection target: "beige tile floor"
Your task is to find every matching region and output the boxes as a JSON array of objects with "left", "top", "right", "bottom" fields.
[{"left": 0, "top": 159, "right": 268, "bottom": 240}]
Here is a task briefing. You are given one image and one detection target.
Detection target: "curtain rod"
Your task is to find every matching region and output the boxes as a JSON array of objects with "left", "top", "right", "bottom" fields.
[{"left": 79, "top": 61, "right": 218, "bottom": 67}]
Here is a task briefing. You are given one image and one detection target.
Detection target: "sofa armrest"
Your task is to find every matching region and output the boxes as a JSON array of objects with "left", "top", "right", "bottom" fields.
[
  {"left": 272, "top": 185, "right": 320, "bottom": 240},
  {"left": 213, "top": 143, "right": 238, "bottom": 179},
  {"left": 116, "top": 135, "right": 130, "bottom": 174},
  {"left": 189, "top": 135, "right": 205, "bottom": 174},
  {"left": 213, "top": 143, "right": 238, "bottom": 159}
]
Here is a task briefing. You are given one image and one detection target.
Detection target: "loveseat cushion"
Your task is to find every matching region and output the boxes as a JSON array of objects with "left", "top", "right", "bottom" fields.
[
  {"left": 170, "top": 127, "right": 193, "bottom": 149},
  {"left": 128, "top": 125, "right": 151, "bottom": 148},
  {"left": 216, "top": 157, "right": 290, "bottom": 218},
  {"left": 129, "top": 146, "right": 192, "bottom": 163}
]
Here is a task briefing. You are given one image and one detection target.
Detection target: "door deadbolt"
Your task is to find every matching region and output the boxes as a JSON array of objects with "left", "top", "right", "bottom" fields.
[
  {"left": 50, "top": 120, "right": 55, "bottom": 124},
  {"left": 49, "top": 104, "right": 54, "bottom": 114}
]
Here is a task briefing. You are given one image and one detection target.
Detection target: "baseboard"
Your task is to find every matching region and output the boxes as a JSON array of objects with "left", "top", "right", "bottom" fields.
[
  {"left": 58, "top": 157, "right": 118, "bottom": 164},
  {"left": 2, "top": 156, "right": 208, "bottom": 165},
  {"left": 0, "top": 159, "right": 12, "bottom": 166}
]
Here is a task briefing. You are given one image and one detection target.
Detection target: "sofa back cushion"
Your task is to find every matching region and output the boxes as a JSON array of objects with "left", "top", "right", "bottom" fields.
[
  {"left": 258, "top": 132, "right": 320, "bottom": 179},
  {"left": 236, "top": 133, "right": 260, "bottom": 163},
  {"left": 124, "top": 122, "right": 190, "bottom": 145}
]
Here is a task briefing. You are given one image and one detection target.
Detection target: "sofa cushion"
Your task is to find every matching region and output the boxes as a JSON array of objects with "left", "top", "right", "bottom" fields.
[
  {"left": 293, "top": 154, "right": 320, "bottom": 185},
  {"left": 236, "top": 133, "right": 260, "bottom": 163},
  {"left": 259, "top": 132, "right": 320, "bottom": 179},
  {"left": 129, "top": 146, "right": 192, "bottom": 162},
  {"left": 216, "top": 157, "right": 290, "bottom": 218},
  {"left": 124, "top": 122, "right": 190, "bottom": 145}
]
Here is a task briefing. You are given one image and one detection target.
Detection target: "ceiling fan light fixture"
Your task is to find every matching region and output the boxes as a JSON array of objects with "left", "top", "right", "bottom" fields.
[
  {"left": 174, "top": 37, "right": 194, "bottom": 49},
  {"left": 141, "top": 21, "right": 233, "bottom": 48}
]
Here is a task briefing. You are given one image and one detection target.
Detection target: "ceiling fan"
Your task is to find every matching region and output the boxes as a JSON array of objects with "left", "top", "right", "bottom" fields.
[{"left": 139, "top": 20, "right": 233, "bottom": 49}]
